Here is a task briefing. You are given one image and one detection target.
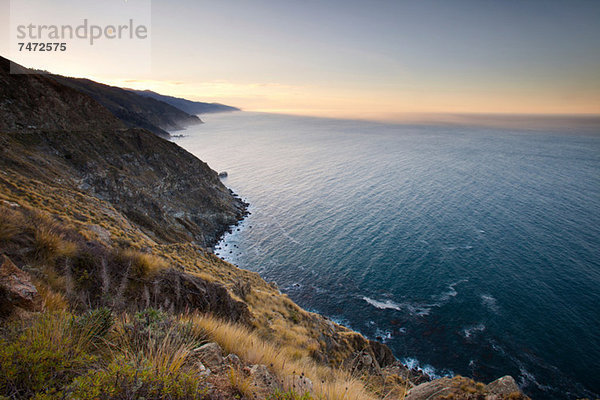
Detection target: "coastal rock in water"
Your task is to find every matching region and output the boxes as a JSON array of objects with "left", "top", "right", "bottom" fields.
[
  {"left": 218, "top": 171, "right": 228, "bottom": 178},
  {"left": 196, "top": 342, "right": 224, "bottom": 370},
  {"left": 486, "top": 375, "right": 520, "bottom": 396},
  {"left": 0, "top": 255, "right": 38, "bottom": 316}
]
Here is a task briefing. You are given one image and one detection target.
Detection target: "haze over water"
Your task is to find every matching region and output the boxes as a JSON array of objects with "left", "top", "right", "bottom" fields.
[{"left": 174, "top": 111, "right": 600, "bottom": 400}]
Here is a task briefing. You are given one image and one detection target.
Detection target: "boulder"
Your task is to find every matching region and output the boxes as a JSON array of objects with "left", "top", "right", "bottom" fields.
[
  {"left": 486, "top": 375, "right": 520, "bottom": 396},
  {"left": 0, "top": 255, "right": 38, "bottom": 316},
  {"left": 248, "top": 364, "right": 280, "bottom": 392},
  {"left": 224, "top": 353, "right": 242, "bottom": 369},
  {"left": 405, "top": 377, "right": 453, "bottom": 400},
  {"left": 196, "top": 342, "right": 224, "bottom": 370}
]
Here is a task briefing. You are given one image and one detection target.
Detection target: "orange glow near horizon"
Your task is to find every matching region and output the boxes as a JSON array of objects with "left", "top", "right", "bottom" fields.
[{"left": 100, "top": 76, "right": 600, "bottom": 122}]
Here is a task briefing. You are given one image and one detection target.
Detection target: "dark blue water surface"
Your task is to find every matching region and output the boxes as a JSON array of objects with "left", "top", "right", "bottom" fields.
[{"left": 174, "top": 112, "right": 600, "bottom": 399}]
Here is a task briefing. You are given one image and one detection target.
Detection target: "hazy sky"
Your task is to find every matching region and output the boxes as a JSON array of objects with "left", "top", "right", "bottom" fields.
[{"left": 2, "top": 0, "right": 600, "bottom": 119}]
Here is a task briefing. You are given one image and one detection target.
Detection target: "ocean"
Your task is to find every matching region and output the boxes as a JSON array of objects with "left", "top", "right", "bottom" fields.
[{"left": 173, "top": 111, "right": 600, "bottom": 399}]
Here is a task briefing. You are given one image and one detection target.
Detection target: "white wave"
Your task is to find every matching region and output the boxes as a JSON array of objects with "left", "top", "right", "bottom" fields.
[
  {"left": 436, "top": 279, "right": 468, "bottom": 302},
  {"left": 362, "top": 296, "right": 431, "bottom": 316},
  {"left": 462, "top": 323, "right": 486, "bottom": 338},
  {"left": 363, "top": 297, "right": 403, "bottom": 311},
  {"left": 518, "top": 367, "right": 552, "bottom": 391},
  {"left": 373, "top": 328, "right": 393, "bottom": 343},
  {"left": 401, "top": 357, "right": 453, "bottom": 380},
  {"left": 481, "top": 294, "right": 500, "bottom": 313}
]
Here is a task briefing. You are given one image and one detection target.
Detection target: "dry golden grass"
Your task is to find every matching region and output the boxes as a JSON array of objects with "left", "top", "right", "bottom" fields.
[
  {"left": 228, "top": 367, "right": 255, "bottom": 399},
  {"left": 32, "top": 225, "right": 78, "bottom": 262},
  {"left": 0, "top": 166, "right": 396, "bottom": 399},
  {"left": 116, "top": 249, "right": 169, "bottom": 279},
  {"left": 0, "top": 206, "right": 23, "bottom": 242},
  {"left": 36, "top": 282, "right": 69, "bottom": 312},
  {"left": 184, "top": 313, "right": 379, "bottom": 400}
]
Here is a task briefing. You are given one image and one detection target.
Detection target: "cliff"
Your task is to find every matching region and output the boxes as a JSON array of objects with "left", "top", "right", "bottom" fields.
[
  {"left": 0, "top": 56, "right": 246, "bottom": 248},
  {"left": 0, "top": 57, "right": 528, "bottom": 400}
]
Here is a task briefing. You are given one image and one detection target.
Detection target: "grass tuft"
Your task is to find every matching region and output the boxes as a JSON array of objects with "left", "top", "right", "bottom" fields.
[
  {"left": 228, "top": 367, "right": 255, "bottom": 399},
  {"left": 185, "top": 313, "right": 378, "bottom": 400}
]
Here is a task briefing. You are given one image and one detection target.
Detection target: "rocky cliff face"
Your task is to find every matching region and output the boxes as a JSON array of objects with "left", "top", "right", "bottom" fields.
[{"left": 0, "top": 57, "right": 246, "bottom": 248}]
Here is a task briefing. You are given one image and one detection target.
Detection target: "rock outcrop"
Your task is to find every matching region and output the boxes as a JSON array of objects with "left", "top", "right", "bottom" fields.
[
  {"left": 0, "top": 255, "right": 38, "bottom": 316},
  {"left": 405, "top": 375, "right": 529, "bottom": 400},
  {"left": 486, "top": 375, "right": 521, "bottom": 397},
  {"left": 196, "top": 342, "right": 225, "bottom": 371}
]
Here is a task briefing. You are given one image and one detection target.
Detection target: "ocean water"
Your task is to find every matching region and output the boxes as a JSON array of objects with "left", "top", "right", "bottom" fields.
[{"left": 173, "top": 112, "right": 600, "bottom": 399}]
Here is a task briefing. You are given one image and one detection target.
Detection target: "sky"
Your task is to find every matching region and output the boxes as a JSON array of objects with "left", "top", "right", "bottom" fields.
[{"left": 2, "top": 0, "right": 600, "bottom": 120}]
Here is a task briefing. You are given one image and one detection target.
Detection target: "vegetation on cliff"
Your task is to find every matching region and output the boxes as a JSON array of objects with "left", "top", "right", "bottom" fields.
[{"left": 0, "top": 56, "right": 529, "bottom": 400}]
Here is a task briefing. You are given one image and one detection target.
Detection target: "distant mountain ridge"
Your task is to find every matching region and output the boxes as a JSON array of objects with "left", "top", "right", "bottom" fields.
[
  {"left": 49, "top": 76, "right": 203, "bottom": 138},
  {"left": 131, "top": 89, "right": 240, "bottom": 115}
]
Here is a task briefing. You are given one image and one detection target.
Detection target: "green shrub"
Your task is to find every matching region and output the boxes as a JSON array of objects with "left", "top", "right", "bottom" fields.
[
  {"left": 0, "top": 312, "right": 98, "bottom": 399},
  {"left": 64, "top": 356, "right": 208, "bottom": 400},
  {"left": 72, "top": 307, "right": 114, "bottom": 345}
]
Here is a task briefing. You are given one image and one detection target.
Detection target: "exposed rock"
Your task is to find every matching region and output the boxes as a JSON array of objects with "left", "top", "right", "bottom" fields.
[
  {"left": 195, "top": 360, "right": 211, "bottom": 377},
  {"left": 486, "top": 375, "right": 520, "bottom": 396},
  {"left": 218, "top": 171, "right": 228, "bottom": 178},
  {"left": 224, "top": 353, "right": 242, "bottom": 370},
  {"left": 248, "top": 364, "right": 280, "bottom": 393},
  {"left": 0, "top": 255, "right": 38, "bottom": 316},
  {"left": 147, "top": 269, "right": 251, "bottom": 323},
  {"left": 405, "top": 377, "right": 454, "bottom": 400},
  {"left": 369, "top": 339, "right": 396, "bottom": 368},
  {"left": 196, "top": 342, "right": 224, "bottom": 370},
  {"left": 382, "top": 361, "right": 430, "bottom": 387},
  {"left": 345, "top": 350, "right": 382, "bottom": 377}
]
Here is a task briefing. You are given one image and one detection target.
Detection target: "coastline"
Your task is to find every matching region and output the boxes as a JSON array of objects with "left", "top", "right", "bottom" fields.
[
  {"left": 207, "top": 187, "right": 249, "bottom": 251},
  {"left": 211, "top": 189, "right": 436, "bottom": 385}
]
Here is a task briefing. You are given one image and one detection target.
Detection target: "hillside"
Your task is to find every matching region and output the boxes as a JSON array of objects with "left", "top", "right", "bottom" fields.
[
  {"left": 0, "top": 57, "right": 246, "bottom": 248},
  {"left": 131, "top": 89, "right": 241, "bottom": 115},
  {"left": 50, "top": 75, "right": 203, "bottom": 138},
  {"left": 0, "top": 57, "right": 528, "bottom": 400}
]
